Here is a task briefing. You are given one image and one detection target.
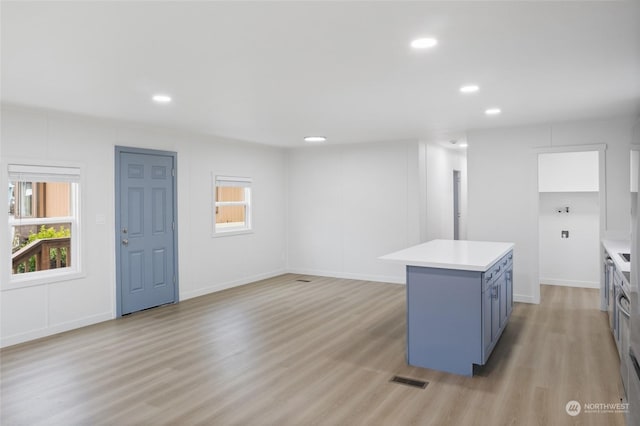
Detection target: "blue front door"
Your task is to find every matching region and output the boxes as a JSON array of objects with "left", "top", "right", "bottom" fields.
[{"left": 116, "top": 148, "right": 178, "bottom": 315}]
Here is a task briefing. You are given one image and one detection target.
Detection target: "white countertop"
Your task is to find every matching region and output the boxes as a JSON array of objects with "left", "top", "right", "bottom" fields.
[
  {"left": 602, "top": 239, "right": 631, "bottom": 275},
  {"left": 379, "top": 239, "right": 515, "bottom": 272}
]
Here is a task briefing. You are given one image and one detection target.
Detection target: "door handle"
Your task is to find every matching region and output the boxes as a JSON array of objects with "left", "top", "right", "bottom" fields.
[{"left": 122, "top": 239, "right": 129, "bottom": 246}]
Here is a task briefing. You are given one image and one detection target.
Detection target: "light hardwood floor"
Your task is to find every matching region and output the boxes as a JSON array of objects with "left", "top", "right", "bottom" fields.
[{"left": 1, "top": 275, "right": 625, "bottom": 425}]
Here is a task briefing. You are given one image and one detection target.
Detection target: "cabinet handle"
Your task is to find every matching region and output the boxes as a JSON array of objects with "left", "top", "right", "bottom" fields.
[{"left": 618, "top": 293, "right": 631, "bottom": 319}]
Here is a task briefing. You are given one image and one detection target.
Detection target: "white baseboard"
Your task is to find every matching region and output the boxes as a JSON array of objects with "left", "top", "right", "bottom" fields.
[
  {"left": 180, "top": 269, "right": 288, "bottom": 300},
  {"left": 1, "top": 312, "right": 113, "bottom": 348},
  {"left": 540, "top": 278, "right": 599, "bottom": 289},
  {"left": 286, "top": 268, "right": 405, "bottom": 285},
  {"left": 514, "top": 294, "right": 537, "bottom": 304}
]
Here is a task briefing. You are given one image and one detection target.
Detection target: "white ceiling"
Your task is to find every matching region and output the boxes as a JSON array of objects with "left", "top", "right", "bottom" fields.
[{"left": 2, "top": 1, "right": 639, "bottom": 148}]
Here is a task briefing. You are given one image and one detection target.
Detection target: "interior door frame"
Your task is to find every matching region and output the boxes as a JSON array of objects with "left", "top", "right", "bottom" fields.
[{"left": 114, "top": 146, "right": 179, "bottom": 317}]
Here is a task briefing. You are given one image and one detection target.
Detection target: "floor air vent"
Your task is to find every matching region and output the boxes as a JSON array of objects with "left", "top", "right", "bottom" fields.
[
  {"left": 390, "top": 376, "right": 428, "bottom": 389},
  {"left": 295, "top": 279, "right": 311, "bottom": 282}
]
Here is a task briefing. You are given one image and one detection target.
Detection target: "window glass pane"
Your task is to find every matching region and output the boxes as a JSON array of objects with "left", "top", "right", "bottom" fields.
[
  {"left": 215, "top": 205, "right": 246, "bottom": 229},
  {"left": 216, "top": 186, "right": 245, "bottom": 203},
  {"left": 20, "top": 182, "right": 32, "bottom": 217},
  {"left": 9, "top": 181, "right": 71, "bottom": 219},
  {"left": 9, "top": 178, "right": 76, "bottom": 277},
  {"left": 11, "top": 223, "right": 72, "bottom": 274}
]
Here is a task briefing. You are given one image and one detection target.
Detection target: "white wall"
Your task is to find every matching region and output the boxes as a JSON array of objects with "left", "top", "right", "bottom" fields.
[
  {"left": 468, "top": 116, "right": 635, "bottom": 304},
  {"left": 632, "top": 149, "right": 639, "bottom": 193},
  {"left": 539, "top": 192, "right": 600, "bottom": 288},
  {"left": 286, "top": 141, "right": 421, "bottom": 283},
  {"left": 3, "top": 105, "right": 632, "bottom": 345},
  {"left": 422, "top": 143, "right": 467, "bottom": 241},
  {"left": 0, "top": 105, "right": 287, "bottom": 347}
]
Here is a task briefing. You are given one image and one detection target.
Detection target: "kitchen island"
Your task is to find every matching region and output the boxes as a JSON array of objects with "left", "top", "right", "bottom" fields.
[{"left": 380, "top": 239, "right": 515, "bottom": 376}]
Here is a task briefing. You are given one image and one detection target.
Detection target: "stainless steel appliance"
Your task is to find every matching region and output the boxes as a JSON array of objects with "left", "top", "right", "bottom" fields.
[
  {"left": 628, "top": 348, "right": 640, "bottom": 423},
  {"left": 617, "top": 286, "right": 631, "bottom": 395}
]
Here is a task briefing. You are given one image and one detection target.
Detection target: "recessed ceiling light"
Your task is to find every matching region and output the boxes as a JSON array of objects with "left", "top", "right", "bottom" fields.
[
  {"left": 485, "top": 108, "right": 502, "bottom": 116},
  {"left": 460, "top": 85, "right": 479, "bottom": 94},
  {"left": 410, "top": 38, "right": 438, "bottom": 49},
  {"left": 304, "top": 136, "right": 327, "bottom": 143},
  {"left": 152, "top": 94, "right": 172, "bottom": 104},
  {"left": 459, "top": 143, "right": 469, "bottom": 148}
]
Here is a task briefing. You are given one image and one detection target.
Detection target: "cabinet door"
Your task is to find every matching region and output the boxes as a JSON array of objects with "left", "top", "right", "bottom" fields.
[
  {"left": 491, "top": 282, "right": 500, "bottom": 342},
  {"left": 482, "top": 287, "right": 493, "bottom": 361},
  {"left": 499, "top": 273, "right": 507, "bottom": 327},
  {"left": 506, "top": 268, "right": 513, "bottom": 317}
]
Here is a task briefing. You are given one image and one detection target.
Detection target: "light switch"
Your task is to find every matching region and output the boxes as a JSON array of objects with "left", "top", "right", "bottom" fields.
[
  {"left": 96, "top": 214, "right": 106, "bottom": 225},
  {"left": 561, "top": 230, "right": 569, "bottom": 239}
]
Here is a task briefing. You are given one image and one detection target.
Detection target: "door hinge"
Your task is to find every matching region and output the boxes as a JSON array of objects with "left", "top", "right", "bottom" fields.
[
  {"left": 172, "top": 169, "right": 175, "bottom": 177},
  {"left": 172, "top": 222, "right": 175, "bottom": 231},
  {"left": 173, "top": 276, "right": 176, "bottom": 284}
]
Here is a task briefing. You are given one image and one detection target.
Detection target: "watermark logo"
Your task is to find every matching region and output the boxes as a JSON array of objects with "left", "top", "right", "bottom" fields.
[
  {"left": 583, "top": 402, "right": 629, "bottom": 414},
  {"left": 565, "top": 400, "right": 629, "bottom": 416},
  {"left": 565, "top": 400, "right": 581, "bottom": 416}
]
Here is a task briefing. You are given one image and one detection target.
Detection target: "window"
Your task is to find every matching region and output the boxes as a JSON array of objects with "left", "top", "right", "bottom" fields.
[
  {"left": 8, "top": 164, "right": 81, "bottom": 282},
  {"left": 213, "top": 175, "right": 252, "bottom": 236}
]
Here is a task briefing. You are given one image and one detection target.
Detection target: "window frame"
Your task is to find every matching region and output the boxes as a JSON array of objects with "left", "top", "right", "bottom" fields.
[
  {"left": 5, "top": 161, "right": 84, "bottom": 289},
  {"left": 212, "top": 174, "right": 253, "bottom": 237}
]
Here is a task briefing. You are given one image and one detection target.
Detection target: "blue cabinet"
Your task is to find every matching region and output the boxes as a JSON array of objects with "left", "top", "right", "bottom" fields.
[
  {"left": 482, "top": 281, "right": 493, "bottom": 359},
  {"left": 406, "top": 250, "right": 513, "bottom": 376},
  {"left": 491, "top": 277, "right": 501, "bottom": 350},
  {"left": 506, "top": 261, "right": 513, "bottom": 317}
]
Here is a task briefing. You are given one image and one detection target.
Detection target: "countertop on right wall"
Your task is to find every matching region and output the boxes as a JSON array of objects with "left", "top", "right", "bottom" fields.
[{"left": 602, "top": 239, "right": 631, "bottom": 285}]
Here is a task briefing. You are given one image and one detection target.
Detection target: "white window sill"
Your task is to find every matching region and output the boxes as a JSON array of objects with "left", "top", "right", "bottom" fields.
[
  {"left": 3, "top": 269, "right": 86, "bottom": 291},
  {"left": 212, "top": 229, "right": 253, "bottom": 238}
]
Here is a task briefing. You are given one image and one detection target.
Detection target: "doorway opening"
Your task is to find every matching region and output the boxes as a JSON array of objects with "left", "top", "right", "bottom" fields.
[
  {"left": 453, "top": 170, "right": 461, "bottom": 240},
  {"left": 537, "top": 149, "right": 603, "bottom": 294}
]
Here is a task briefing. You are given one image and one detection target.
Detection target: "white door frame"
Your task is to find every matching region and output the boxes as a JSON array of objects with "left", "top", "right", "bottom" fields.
[{"left": 533, "top": 143, "right": 606, "bottom": 305}]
